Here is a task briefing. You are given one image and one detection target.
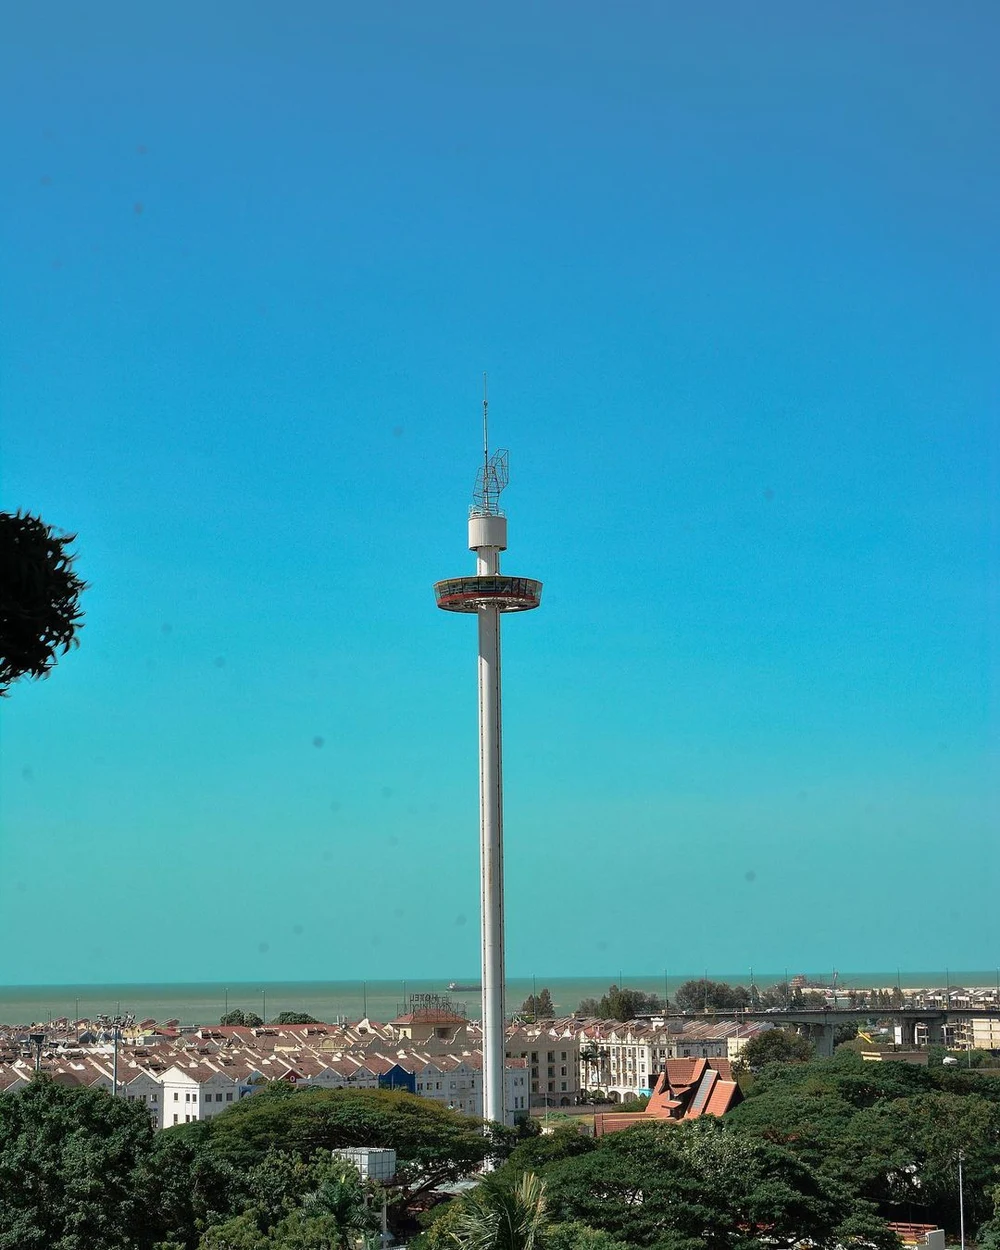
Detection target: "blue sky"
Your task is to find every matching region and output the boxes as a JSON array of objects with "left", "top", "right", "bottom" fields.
[{"left": 1, "top": 1, "right": 996, "bottom": 986}]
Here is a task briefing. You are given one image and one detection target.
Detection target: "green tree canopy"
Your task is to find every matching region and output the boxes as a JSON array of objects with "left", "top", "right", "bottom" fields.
[
  {"left": 203, "top": 1086, "right": 501, "bottom": 1201},
  {"left": 496, "top": 1124, "right": 596, "bottom": 1184},
  {"left": 521, "top": 989, "right": 555, "bottom": 1018},
  {"left": 219, "top": 1010, "right": 264, "bottom": 1027},
  {"left": 575, "top": 986, "right": 662, "bottom": 1020},
  {"left": 0, "top": 1076, "right": 157, "bottom": 1249},
  {"left": 273, "top": 1013, "right": 322, "bottom": 1026},
  {"left": 738, "top": 1028, "right": 814, "bottom": 1071},
  {"left": 541, "top": 1119, "right": 894, "bottom": 1250},
  {"left": 673, "top": 979, "right": 751, "bottom": 1013},
  {"left": 728, "top": 1048, "right": 1000, "bottom": 1235}
]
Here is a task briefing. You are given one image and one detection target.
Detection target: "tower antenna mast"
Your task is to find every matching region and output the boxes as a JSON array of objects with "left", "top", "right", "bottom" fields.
[{"left": 483, "top": 372, "right": 489, "bottom": 486}]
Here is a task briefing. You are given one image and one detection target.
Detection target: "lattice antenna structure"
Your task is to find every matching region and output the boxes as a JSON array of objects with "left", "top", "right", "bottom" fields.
[{"left": 472, "top": 375, "right": 509, "bottom": 516}]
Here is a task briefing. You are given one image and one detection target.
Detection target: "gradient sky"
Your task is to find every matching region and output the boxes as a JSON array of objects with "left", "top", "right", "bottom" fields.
[{"left": 1, "top": 1, "right": 996, "bottom": 986}]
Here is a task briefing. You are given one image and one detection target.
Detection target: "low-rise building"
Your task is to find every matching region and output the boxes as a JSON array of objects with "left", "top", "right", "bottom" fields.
[{"left": 160, "top": 1064, "right": 240, "bottom": 1127}]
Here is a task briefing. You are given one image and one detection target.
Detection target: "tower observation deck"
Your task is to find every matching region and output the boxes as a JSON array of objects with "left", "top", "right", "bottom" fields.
[{"left": 432, "top": 388, "right": 542, "bottom": 1128}]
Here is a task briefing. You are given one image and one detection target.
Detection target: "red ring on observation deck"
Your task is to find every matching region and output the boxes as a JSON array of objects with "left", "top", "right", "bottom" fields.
[{"left": 434, "top": 575, "right": 543, "bottom": 613}]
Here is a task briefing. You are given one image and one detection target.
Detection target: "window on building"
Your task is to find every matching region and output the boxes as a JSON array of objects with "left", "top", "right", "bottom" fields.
[
  {"left": 547, "top": 1051, "right": 555, "bottom": 1062},
  {"left": 185, "top": 1115, "right": 191, "bottom": 1123},
  {"left": 174, "top": 1092, "right": 179, "bottom": 1101},
  {"left": 185, "top": 1093, "right": 190, "bottom": 1102},
  {"left": 561, "top": 1051, "right": 567, "bottom": 1060},
  {"left": 531, "top": 1052, "right": 538, "bottom": 1062},
  {"left": 561, "top": 1082, "right": 567, "bottom": 1091},
  {"left": 226, "top": 1093, "right": 233, "bottom": 1101},
  {"left": 561, "top": 1066, "right": 567, "bottom": 1076},
  {"left": 548, "top": 1067, "right": 554, "bottom": 1077},
  {"left": 173, "top": 1114, "right": 178, "bottom": 1124},
  {"left": 548, "top": 1081, "right": 554, "bottom": 1092},
  {"left": 216, "top": 1092, "right": 223, "bottom": 1101}
]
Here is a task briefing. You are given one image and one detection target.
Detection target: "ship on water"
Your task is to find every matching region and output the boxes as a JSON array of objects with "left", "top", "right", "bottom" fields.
[{"left": 448, "top": 981, "right": 481, "bottom": 993}]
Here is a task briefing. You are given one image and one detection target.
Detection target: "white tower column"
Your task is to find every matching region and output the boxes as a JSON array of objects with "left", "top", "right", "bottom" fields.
[{"left": 474, "top": 528, "right": 505, "bottom": 1127}]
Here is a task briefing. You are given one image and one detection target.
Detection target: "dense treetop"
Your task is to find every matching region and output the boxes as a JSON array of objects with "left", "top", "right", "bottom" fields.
[
  {"left": 5, "top": 1051, "right": 1000, "bottom": 1249},
  {"left": 0, "top": 510, "right": 85, "bottom": 695},
  {"left": 575, "top": 986, "right": 662, "bottom": 1019}
]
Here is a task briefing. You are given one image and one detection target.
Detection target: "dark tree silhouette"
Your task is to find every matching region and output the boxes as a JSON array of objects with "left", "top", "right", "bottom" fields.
[{"left": 0, "top": 511, "right": 85, "bottom": 694}]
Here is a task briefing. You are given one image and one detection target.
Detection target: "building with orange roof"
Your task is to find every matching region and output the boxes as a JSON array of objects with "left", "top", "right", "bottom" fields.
[{"left": 593, "top": 1057, "right": 742, "bottom": 1136}]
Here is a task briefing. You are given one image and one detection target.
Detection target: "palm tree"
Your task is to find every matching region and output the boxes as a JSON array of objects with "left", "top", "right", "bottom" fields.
[
  {"left": 452, "top": 1172, "right": 548, "bottom": 1250},
  {"left": 304, "top": 1164, "right": 381, "bottom": 1247}
]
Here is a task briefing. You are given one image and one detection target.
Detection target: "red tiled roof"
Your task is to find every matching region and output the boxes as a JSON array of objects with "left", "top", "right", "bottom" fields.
[
  {"left": 594, "top": 1058, "right": 740, "bottom": 1137},
  {"left": 705, "top": 1079, "right": 739, "bottom": 1117}
]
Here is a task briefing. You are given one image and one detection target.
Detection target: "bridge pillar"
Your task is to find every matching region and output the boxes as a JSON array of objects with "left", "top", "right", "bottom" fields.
[
  {"left": 812, "top": 1021, "right": 835, "bottom": 1058},
  {"left": 793, "top": 1021, "right": 835, "bottom": 1057},
  {"left": 926, "top": 1016, "right": 946, "bottom": 1047},
  {"left": 898, "top": 1019, "right": 917, "bottom": 1047}
]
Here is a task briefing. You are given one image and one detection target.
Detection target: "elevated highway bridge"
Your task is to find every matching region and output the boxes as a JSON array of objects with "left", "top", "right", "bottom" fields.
[{"left": 675, "top": 1007, "right": 999, "bottom": 1057}]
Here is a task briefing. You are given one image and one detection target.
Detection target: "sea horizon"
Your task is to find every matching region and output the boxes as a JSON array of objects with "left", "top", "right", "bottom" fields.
[{"left": 1, "top": 970, "right": 998, "bottom": 1028}]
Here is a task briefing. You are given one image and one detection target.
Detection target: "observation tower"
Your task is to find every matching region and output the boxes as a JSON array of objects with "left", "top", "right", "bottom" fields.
[{"left": 433, "top": 385, "right": 542, "bottom": 1126}]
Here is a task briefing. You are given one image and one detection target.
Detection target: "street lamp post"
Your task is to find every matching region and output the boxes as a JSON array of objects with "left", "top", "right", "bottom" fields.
[{"left": 108, "top": 1013, "right": 132, "bottom": 1096}]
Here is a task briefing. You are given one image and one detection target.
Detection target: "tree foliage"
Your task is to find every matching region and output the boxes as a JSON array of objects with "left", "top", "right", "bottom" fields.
[
  {"left": 219, "top": 1010, "right": 264, "bottom": 1027},
  {"left": 673, "top": 979, "right": 752, "bottom": 1013},
  {"left": 728, "top": 1048, "right": 1000, "bottom": 1234},
  {"left": 273, "top": 1013, "right": 322, "bottom": 1025},
  {"left": 0, "top": 1076, "right": 156, "bottom": 1249},
  {"left": 575, "top": 986, "right": 662, "bottom": 1020},
  {"left": 0, "top": 510, "right": 86, "bottom": 694},
  {"left": 520, "top": 989, "right": 555, "bottom": 1018},
  {"left": 0, "top": 1079, "right": 493, "bottom": 1250},
  {"left": 8, "top": 1050, "right": 1000, "bottom": 1250},
  {"left": 540, "top": 1119, "right": 894, "bottom": 1250},
  {"left": 451, "top": 1172, "right": 549, "bottom": 1250},
  {"left": 495, "top": 1125, "right": 596, "bottom": 1184},
  {"left": 738, "top": 1028, "right": 814, "bottom": 1071},
  {"left": 203, "top": 1086, "right": 501, "bottom": 1200}
]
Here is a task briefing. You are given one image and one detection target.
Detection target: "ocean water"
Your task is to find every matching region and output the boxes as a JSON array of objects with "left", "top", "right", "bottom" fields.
[{"left": 1, "top": 971, "right": 997, "bottom": 1027}]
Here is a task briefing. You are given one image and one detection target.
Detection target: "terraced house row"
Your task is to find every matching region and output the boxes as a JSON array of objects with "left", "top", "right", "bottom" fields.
[{"left": 0, "top": 1005, "right": 773, "bottom": 1122}]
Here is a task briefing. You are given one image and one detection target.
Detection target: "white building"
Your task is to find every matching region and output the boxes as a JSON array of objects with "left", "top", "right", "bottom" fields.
[
  {"left": 119, "top": 1068, "right": 165, "bottom": 1128},
  {"left": 160, "top": 1064, "right": 240, "bottom": 1127},
  {"left": 505, "top": 1032, "right": 580, "bottom": 1106},
  {"left": 410, "top": 1052, "right": 527, "bottom": 1119}
]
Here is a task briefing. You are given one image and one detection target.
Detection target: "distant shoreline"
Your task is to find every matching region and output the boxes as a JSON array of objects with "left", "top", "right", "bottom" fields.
[{"left": 0, "top": 971, "right": 997, "bottom": 1028}]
